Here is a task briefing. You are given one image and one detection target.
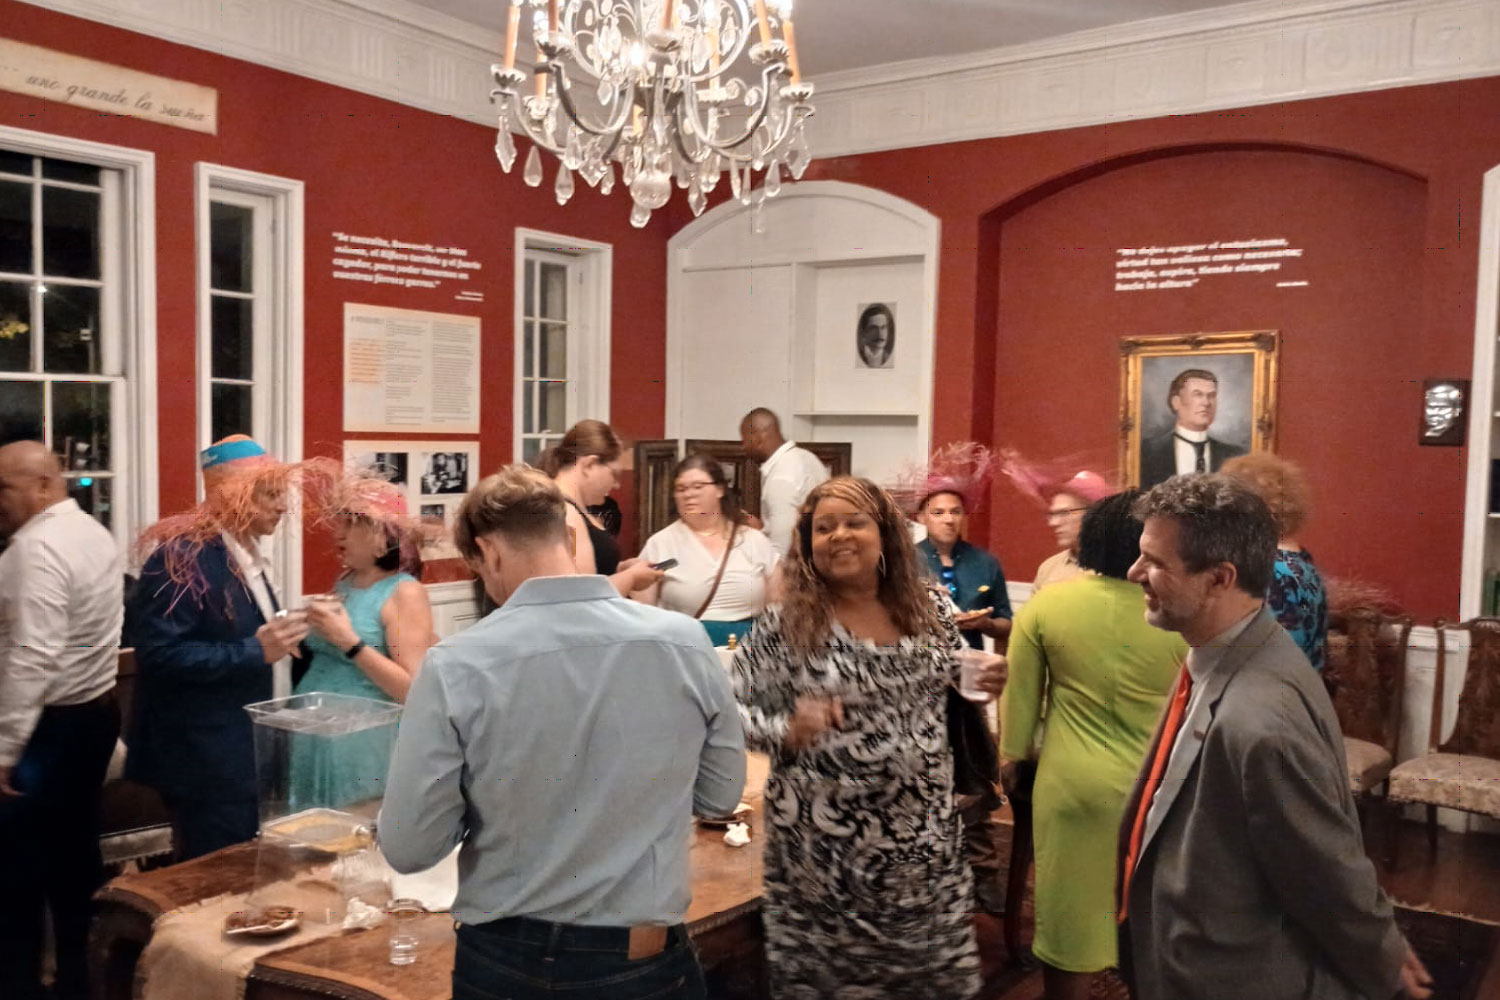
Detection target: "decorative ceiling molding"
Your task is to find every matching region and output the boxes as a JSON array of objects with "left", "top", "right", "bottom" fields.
[{"left": 17, "top": 0, "right": 1500, "bottom": 158}]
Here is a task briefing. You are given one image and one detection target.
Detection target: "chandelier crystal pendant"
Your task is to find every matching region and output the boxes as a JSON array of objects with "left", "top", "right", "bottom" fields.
[{"left": 490, "top": 0, "right": 814, "bottom": 228}]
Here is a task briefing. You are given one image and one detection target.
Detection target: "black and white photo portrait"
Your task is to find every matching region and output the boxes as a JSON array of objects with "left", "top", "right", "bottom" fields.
[
  {"left": 371, "top": 451, "right": 409, "bottom": 486},
  {"left": 856, "top": 302, "right": 896, "bottom": 370},
  {"left": 421, "top": 451, "right": 470, "bottom": 495},
  {"left": 420, "top": 502, "right": 446, "bottom": 522}
]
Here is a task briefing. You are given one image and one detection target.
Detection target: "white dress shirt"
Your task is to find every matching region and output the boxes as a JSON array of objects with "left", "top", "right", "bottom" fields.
[
  {"left": 1143, "top": 606, "right": 1260, "bottom": 839},
  {"left": 758, "top": 440, "right": 828, "bottom": 556},
  {"left": 0, "top": 499, "right": 123, "bottom": 767},
  {"left": 1172, "top": 426, "right": 1211, "bottom": 476},
  {"left": 221, "top": 530, "right": 292, "bottom": 699}
]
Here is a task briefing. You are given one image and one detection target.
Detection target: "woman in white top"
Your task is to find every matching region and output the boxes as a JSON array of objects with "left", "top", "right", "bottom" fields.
[{"left": 634, "top": 453, "right": 779, "bottom": 646}]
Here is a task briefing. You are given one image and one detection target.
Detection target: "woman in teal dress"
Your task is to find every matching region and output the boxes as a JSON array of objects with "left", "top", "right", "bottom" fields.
[{"left": 291, "top": 485, "right": 435, "bottom": 811}]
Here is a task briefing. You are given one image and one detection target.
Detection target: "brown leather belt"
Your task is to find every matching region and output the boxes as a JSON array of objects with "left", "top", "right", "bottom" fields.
[{"left": 469, "top": 915, "right": 680, "bottom": 960}]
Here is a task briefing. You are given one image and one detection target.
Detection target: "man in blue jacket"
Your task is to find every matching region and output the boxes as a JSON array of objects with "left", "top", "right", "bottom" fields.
[{"left": 126, "top": 436, "right": 308, "bottom": 860}]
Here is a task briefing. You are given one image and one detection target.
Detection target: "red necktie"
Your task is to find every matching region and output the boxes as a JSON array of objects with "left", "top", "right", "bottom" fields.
[{"left": 1119, "top": 665, "right": 1193, "bottom": 923}]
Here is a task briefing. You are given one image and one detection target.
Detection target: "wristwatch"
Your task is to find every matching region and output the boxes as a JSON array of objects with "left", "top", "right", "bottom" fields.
[{"left": 344, "top": 640, "right": 366, "bottom": 659}]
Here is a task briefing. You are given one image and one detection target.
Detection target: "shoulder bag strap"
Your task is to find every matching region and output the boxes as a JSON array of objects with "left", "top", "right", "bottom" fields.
[{"left": 693, "top": 525, "right": 738, "bottom": 620}]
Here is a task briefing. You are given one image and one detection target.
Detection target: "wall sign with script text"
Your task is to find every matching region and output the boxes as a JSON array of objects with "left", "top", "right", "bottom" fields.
[{"left": 0, "top": 40, "right": 218, "bottom": 134}]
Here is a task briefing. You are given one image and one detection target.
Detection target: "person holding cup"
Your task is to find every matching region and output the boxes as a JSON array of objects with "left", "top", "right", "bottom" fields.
[
  {"left": 998, "top": 490, "right": 1184, "bottom": 1000},
  {"left": 729, "top": 476, "right": 1004, "bottom": 999},
  {"left": 290, "top": 475, "right": 435, "bottom": 810},
  {"left": 127, "top": 436, "right": 316, "bottom": 861}
]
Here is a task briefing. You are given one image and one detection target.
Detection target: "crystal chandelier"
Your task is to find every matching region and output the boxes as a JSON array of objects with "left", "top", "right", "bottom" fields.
[{"left": 490, "top": 0, "right": 815, "bottom": 227}]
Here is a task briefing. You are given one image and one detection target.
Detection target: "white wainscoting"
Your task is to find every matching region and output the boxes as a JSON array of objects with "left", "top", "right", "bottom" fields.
[{"left": 427, "top": 579, "right": 482, "bottom": 640}]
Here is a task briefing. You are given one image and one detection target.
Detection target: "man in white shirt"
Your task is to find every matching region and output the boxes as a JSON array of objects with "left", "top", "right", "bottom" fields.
[
  {"left": 0, "top": 441, "right": 123, "bottom": 1000},
  {"left": 739, "top": 407, "right": 828, "bottom": 555}
]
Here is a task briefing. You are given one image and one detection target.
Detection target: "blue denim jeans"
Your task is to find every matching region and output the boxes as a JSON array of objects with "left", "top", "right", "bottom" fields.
[{"left": 453, "top": 917, "right": 707, "bottom": 1000}]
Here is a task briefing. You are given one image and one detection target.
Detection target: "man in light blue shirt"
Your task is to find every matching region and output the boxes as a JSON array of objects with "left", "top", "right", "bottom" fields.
[{"left": 380, "top": 465, "right": 745, "bottom": 1000}]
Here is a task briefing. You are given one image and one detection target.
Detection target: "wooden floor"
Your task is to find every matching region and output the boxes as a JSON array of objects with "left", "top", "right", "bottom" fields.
[{"left": 980, "top": 818, "right": 1500, "bottom": 1000}]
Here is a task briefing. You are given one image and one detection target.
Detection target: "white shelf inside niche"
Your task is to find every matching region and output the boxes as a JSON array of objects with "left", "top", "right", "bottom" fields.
[{"left": 793, "top": 410, "right": 919, "bottom": 419}]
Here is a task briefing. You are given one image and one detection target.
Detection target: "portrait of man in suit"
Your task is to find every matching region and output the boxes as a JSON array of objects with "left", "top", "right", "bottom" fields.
[
  {"left": 856, "top": 302, "right": 895, "bottom": 369},
  {"left": 1138, "top": 366, "right": 1248, "bottom": 488}
]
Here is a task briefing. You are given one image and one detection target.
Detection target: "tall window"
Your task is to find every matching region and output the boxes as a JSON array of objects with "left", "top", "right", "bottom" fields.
[
  {"left": 203, "top": 191, "right": 271, "bottom": 443},
  {"left": 0, "top": 149, "right": 124, "bottom": 530},
  {"left": 514, "top": 231, "right": 612, "bottom": 465},
  {"left": 518, "top": 250, "right": 576, "bottom": 465}
]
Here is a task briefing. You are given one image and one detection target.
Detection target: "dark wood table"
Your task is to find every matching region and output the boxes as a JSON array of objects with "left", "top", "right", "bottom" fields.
[{"left": 92, "top": 822, "right": 766, "bottom": 1000}]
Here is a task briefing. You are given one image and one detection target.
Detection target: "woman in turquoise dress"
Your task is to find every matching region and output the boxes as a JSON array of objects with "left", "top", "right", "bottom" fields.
[{"left": 291, "top": 486, "right": 435, "bottom": 811}]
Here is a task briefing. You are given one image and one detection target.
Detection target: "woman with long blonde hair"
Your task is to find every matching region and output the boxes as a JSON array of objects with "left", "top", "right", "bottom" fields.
[{"left": 730, "top": 476, "right": 1002, "bottom": 999}]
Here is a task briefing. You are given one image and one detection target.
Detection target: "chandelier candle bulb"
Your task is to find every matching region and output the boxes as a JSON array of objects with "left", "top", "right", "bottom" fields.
[
  {"left": 753, "top": 0, "right": 773, "bottom": 46},
  {"left": 547, "top": 0, "right": 558, "bottom": 31},
  {"left": 661, "top": 0, "right": 676, "bottom": 29},
  {"left": 503, "top": 1, "right": 520, "bottom": 71},
  {"left": 782, "top": 16, "right": 800, "bottom": 84}
]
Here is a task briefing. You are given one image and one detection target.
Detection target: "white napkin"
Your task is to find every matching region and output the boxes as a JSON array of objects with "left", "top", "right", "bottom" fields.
[
  {"left": 723, "top": 823, "right": 751, "bottom": 848},
  {"left": 388, "top": 846, "right": 461, "bottom": 911}
]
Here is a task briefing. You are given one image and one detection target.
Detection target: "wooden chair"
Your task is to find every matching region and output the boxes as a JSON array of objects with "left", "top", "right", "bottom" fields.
[
  {"left": 1324, "top": 608, "right": 1413, "bottom": 799},
  {"left": 1387, "top": 617, "right": 1500, "bottom": 859},
  {"left": 98, "top": 648, "right": 174, "bottom": 867}
]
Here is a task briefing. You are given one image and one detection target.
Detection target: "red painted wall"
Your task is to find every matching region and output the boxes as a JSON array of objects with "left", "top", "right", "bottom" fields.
[
  {"left": 807, "top": 79, "right": 1500, "bottom": 621},
  {"left": 4, "top": 4, "right": 669, "bottom": 585}
]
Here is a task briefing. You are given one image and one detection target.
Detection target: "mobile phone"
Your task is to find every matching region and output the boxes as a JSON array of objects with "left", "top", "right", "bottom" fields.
[{"left": 650, "top": 558, "right": 679, "bottom": 571}]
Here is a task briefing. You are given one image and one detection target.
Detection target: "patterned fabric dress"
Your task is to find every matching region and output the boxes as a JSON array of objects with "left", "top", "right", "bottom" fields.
[
  {"left": 730, "top": 598, "right": 981, "bottom": 1000},
  {"left": 1268, "top": 548, "right": 1328, "bottom": 672}
]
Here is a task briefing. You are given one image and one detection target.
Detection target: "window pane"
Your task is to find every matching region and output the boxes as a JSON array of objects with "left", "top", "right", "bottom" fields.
[
  {"left": 211, "top": 381, "right": 253, "bottom": 441},
  {"left": 0, "top": 152, "right": 30, "bottom": 178},
  {"left": 211, "top": 295, "right": 253, "bottom": 379},
  {"left": 0, "top": 180, "right": 32, "bottom": 275},
  {"left": 522, "top": 436, "right": 542, "bottom": 466},
  {"left": 65, "top": 475, "right": 111, "bottom": 529},
  {"left": 0, "top": 281, "right": 31, "bottom": 371},
  {"left": 523, "top": 319, "right": 536, "bottom": 379},
  {"left": 541, "top": 321, "right": 566, "bottom": 379},
  {"left": 41, "top": 159, "right": 100, "bottom": 186},
  {"left": 0, "top": 380, "right": 43, "bottom": 445},
  {"left": 41, "top": 186, "right": 100, "bottom": 279},
  {"left": 210, "top": 202, "right": 253, "bottom": 293},
  {"left": 52, "top": 381, "right": 112, "bottom": 470},
  {"left": 541, "top": 381, "right": 566, "bottom": 433},
  {"left": 539, "top": 262, "right": 566, "bottom": 320},
  {"left": 42, "top": 284, "right": 101, "bottom": 374},
  {"left": 524, "top": 258, "right": 536, "bottom": 317},
  {"left": 522, "top": 380, "right": 537, "bottom": 434}
]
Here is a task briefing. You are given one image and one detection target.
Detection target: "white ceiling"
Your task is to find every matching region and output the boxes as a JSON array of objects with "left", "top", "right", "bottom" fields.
[{"left": 404, "top": 0, "right": 1257, "bottom": 77}]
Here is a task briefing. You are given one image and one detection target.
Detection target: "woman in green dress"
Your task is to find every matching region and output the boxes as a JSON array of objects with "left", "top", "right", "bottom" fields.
[
  {"left": 291, "top": 483, "right": 435, "bottom": 811},
  {"left": 999, "top": 490, "right": 1185, "bottom": 1000}
]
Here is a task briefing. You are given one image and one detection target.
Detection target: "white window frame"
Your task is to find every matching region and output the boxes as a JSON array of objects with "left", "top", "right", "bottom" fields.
[
  {"left": 194, "top": 163, "right": 304, "bottom": 598},
  {"left": 513, "top": 229, "right": 612, "bottom": 462},
  {"left": 0, "top": 124, "right": 157, "bottom": 548}
]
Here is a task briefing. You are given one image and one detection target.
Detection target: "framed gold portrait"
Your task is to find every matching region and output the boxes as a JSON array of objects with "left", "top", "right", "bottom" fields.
[{"left": 1119, "top": 331, "right": 1279, "bottom": 489}]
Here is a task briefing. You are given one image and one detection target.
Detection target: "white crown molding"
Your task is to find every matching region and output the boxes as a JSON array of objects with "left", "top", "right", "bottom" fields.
[
  {"left": 17, "top": 0, "right": 1500, "bottom": 157},
  {"left": 808, "top": 0, "right": 1500, "bottom": 156}
]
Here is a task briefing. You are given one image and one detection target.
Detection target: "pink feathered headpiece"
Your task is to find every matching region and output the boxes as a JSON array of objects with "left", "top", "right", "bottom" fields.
[
  {"left": 887, "top": 442, "right": 996, "bottom": 515},
  {"left": 309, "top": 466, "right": 427, "bottom": 577},
  {"left": 998, "top": 449, "right": 1116, "bottom": 508}
]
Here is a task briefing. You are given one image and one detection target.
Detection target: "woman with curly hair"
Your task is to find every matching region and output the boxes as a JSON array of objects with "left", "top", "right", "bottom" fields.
[
  {"left": 730, "top": 476, "right": 1002, "bottom": 999},
  {"left": 1221, "top": 453, "right": 1328, "bottom": 671}
]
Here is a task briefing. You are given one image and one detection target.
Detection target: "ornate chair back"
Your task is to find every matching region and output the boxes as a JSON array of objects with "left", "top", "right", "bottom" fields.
[
  {"left": 1327, "top": 608, "right": 1413, "bottom": 759},
  {"left": 1433, "top": 617, "right": 1500, "bottom": 759}
]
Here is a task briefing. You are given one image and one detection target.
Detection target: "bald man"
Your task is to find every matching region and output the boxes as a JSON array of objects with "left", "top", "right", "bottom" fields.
[
  {"left": 0, "top": 441, "right": 123, "bottom": 1000},
  {"left": 739, "top": 408, "right": 828, "bottom": 555}
]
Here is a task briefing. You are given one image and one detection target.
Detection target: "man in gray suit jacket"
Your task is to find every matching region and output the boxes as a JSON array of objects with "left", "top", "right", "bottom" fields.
[{"left": 1117, "top": 475, "right": 1431, "bottom": 1000}]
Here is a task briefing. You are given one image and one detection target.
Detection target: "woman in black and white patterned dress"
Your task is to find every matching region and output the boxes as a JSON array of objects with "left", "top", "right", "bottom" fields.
[{"left": 731, "top": 476, "right": 1001, "bottom": 999}]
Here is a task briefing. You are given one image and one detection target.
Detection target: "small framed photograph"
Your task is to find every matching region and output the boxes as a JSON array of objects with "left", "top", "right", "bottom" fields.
[
  {"left": 855, "top": 302, "right": 896, "bottom": 369},
  {"left": 420, "top": 451, "right": 471, "bottom": 496},
  {"left": 370, "top": 451, "right": 408, "bottom": 486},
  {"left": 1420, "top": 378, "right": 1469, "bottom": 446}
]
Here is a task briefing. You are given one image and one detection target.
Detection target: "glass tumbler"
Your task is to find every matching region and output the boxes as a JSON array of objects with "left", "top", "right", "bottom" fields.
[{"left": 386, "top": 897, "right": 425, "bottom": 966}]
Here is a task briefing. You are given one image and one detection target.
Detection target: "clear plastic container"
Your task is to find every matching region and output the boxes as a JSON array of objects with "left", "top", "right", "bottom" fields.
[{"left": 246, "top": 692, "right": 402, "bottom": 845}]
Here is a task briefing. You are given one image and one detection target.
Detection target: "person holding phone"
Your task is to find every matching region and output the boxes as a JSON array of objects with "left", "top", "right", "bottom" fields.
[{"left": 633, "top": 454, "right": 780, "bottom": 647}]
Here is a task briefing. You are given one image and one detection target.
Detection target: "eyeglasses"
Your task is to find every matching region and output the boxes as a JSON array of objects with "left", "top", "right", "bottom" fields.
[
  {"left": 1046, "top": 506, "right": 1089, "bottom": 520},
  {"left": 674, "top": 481, "right": 716, "bottom": 495}
]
